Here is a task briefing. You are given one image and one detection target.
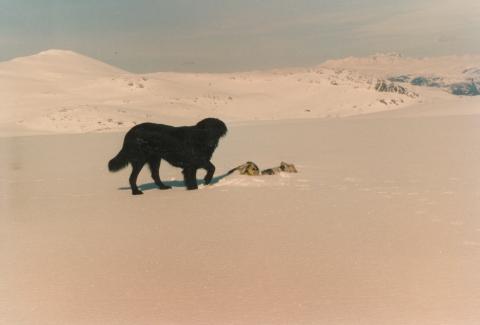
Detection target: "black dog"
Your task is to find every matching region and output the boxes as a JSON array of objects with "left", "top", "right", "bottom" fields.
[{"left": 108, "top": 118, "right": 227, "bottom": 195}]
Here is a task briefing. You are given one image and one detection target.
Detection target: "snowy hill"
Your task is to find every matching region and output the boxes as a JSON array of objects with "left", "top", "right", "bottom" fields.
[
  {"left": 321, "top": 53, "right": 480, "bottom": 78},
  {"left": 1, "top": 50, "right": 479, "bottom": 136},
  {"left": 322, "top": 53, "right": 480, "bottom": 96},
  {"left": 0, "top": 49, "right": 126, "bottom": 77}
]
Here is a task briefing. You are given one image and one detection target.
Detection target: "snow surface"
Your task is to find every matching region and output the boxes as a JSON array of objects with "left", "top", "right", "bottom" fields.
[{"left": 1, "top": 50, "right": 480, "bottom": 325}]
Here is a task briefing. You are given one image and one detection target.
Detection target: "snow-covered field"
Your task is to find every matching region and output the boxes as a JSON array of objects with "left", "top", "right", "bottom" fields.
[{"left": 1, "top": 50, "right": 480, "bottom": 325}]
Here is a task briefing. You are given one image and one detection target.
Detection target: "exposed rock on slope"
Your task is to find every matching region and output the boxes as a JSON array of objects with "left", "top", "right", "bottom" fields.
[
  {"left": 410, "top": 76, "right": 444, "bottom": 88},
  {"left": 387, "top": 74, "right": 480, "bottom": 96},
  {"left": 450, "top": 81, "right": 480, "bottom": 96},
  {"left": 374, "top": 79, "right": 418, "bottom": 97}
]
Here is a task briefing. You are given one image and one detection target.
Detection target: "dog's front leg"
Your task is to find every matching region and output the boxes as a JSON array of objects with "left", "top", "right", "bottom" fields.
[
  {"left": 183, "top": 167, "right": 198, "bottom": 190},
  {"left": 203, "top": 161, "right": 215, "bottom": 185}
]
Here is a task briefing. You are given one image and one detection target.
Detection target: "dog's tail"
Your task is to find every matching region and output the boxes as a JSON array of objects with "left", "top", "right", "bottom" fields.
[{"left": 108, "top": 149, "right": 128, "bottom": 172}]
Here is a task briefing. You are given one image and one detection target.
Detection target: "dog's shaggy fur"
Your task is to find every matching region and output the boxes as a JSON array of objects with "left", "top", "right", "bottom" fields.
[{"left": 108, "top": 118, "right": 228, "bottom": 195}]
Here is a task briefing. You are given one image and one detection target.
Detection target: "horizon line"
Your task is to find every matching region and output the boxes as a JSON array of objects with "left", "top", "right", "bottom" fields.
[{"left": 3, "top": 48, "right": 480, "bottom": 75}]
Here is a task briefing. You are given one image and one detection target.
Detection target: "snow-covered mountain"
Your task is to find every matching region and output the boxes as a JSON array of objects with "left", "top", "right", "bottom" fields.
[
  {"left": 322, "top": 52, "right": 480, "bottom": 96},
  {"left": 0, "top": 49, "right": 126, "bottom": 78},
  {"left": 1, "top": 50, "right": 479, "bottom": 135}
]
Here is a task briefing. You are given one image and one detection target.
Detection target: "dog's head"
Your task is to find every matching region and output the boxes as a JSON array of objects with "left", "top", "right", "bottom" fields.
[{"left": 196, "top": 118, "right": 228, "bottom": 139}]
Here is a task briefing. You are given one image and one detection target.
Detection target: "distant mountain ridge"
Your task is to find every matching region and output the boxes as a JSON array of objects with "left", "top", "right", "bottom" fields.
[
  {"left": 322, "top": 53, "right": 480, "bottom": 96},
  {"left": 1, "top": 50, "right": 479, "bottom": 135}
]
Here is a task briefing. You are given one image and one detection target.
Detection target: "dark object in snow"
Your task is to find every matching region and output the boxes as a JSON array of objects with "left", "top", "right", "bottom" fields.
[
  {"left": 227, "top": 161, "right": 298, "bottom": 176},
  {"left": 374, "top": 80, "right": 415, "bottom": 96},
  {"left": 261, "top": 162, "right": 298, "bottom": 175},
  {"left": 108, "top": 118, "right": 227, "bottom": 195},
  {"left": 450, "top": 82, "right": 480, "bottom": 96},
  {"left": 227, "top": 161, "right": 260, "bottom": 176},
  {"left": 410, "top": 76, "right": 443, "bottom": 88},
  {"left": 388, "top": 75, "right": 411, "bottom": 83}
]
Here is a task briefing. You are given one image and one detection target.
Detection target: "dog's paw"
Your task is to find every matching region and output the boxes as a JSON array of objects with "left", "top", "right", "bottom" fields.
[
  {"left": 132, "top": 190, "right": 144, "bottom": 195},
  {"left": 204, "top": 177, "right": 212, "bottom": 185}
]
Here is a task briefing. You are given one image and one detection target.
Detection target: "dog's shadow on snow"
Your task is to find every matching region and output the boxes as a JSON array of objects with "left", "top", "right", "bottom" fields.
[{"left": 118, "top": 172, "right": 230, "bottom": 192}]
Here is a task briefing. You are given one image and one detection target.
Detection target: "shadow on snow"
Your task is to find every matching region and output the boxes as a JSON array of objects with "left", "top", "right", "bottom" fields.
[{"left": 118, "top": 172, "right": 230, "bottom": 191}]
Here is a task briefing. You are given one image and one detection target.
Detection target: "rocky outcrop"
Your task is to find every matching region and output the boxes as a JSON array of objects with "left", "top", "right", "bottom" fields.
[
  {"left": 388, "top": 74, "right": 480, "bottom": 96},
  {"left": 374, "top": 80, "right": 417, "bottom": 97},
  {"left": 450, "top": 81, "right": 480, "bottom": 96},
  {"left": 410, "top": 76, "right": 444, "bottom": 88},
  {"left": 388, "top": 75, "right": 411, "bottom": 83},
  {"left": 388, "top": 75, "right": 444, "bottom": 87}
]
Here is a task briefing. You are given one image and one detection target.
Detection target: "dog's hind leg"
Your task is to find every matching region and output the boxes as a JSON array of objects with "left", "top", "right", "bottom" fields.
[
  {"left": 148, "top": 158, "right": 172, "bottom": 190},
  {"left": 182, "top": 167, "right": 198, "bottom": 190},
  {"left": 203, "top": 161, "right": 215, "bottom": 185},
  {"left": 129, "top": 161, "right": 145, "bottom": 195}
]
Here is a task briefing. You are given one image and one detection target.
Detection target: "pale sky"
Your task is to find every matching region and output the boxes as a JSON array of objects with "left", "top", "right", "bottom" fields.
[{"left": 1, "top": 0, "right": 479, "bottom": 72}]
